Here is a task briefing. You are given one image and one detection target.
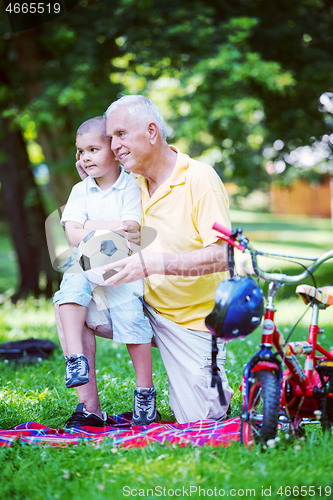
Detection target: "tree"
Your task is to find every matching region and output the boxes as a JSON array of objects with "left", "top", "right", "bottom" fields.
[
  {"left": 0, "top": 27, "right": 62, "bottom": 299},
  {"left": 0, "top": 118, "right": 59, "bottom": 299},
  {"left": 124, "top": 1, "right": 333, "bottom": 190},
  {"left": 1, "top": 0, "right": 333, "bottom": 297},
  {"left": 0, "top": 7, "right": 126, "bottom": 298}
]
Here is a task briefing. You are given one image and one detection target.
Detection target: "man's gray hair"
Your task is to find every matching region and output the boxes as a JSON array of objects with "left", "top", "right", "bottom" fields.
[{"left": 105, "top": 95, "right": 168, "bottom": 140}]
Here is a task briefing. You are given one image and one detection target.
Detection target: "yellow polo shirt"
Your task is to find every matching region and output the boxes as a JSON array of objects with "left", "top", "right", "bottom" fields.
[{"left": 135, "top": 146, "right": 230, "bottom": 331}]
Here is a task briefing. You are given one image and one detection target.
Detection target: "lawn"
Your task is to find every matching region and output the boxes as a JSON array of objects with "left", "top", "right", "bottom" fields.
[{"left": 0, "top": 210, "right": 332, "bottom": 500}]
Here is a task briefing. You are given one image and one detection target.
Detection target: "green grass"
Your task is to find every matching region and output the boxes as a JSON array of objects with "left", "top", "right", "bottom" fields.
[
  {"left": 0, "top": 211, "right": 332, "bottom": 500},
  {"left": 1, "top": 432, "right": 332, "bottom": 500},
  {"left": 0, "top": 299, "right": 332, "bottom": 500},
  {"left": 0, "top": 298, "right": 173, "bottom": 429},
  {"left": 1, "top": 432, "right": 333, "bottom": 500}
]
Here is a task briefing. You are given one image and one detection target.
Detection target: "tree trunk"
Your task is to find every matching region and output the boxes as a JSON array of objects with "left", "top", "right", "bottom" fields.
[
  {"left": 0, "top": 118, "right": 60, "bottom": 300},
  {"left": 37, "top": 127, "right": 78, "bottom": 207},
  {"left": 330, "top": 175, "right": 333, "bottom": 231}
]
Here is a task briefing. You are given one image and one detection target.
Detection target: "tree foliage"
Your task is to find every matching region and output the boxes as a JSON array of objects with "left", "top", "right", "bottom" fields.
[
  {"left": 0, "top": 0, "right": 333, "bottom": 296},
  {"left": 2, "top": 0, "right": 333, "bottom": 186},
  {"left": 119, "top": 0, "right": 333, "bottom": 189}
]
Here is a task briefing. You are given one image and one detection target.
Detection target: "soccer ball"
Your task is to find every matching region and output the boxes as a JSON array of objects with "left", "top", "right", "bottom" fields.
[{"left": 77, "top": 230, "right": 132, "bottom": 286}]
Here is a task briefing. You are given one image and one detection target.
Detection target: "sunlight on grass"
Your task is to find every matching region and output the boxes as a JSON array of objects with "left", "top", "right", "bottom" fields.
[
  {"left": 276, "top": 298, "right": 333, "bottom": 329},
  {"left": 230, "top": 208, "right": 332, "bottom": 231},
  {"left": 0, "top": 298, "right": 55, "bottom": 330},
  {"left": 230, "top": 209, "right": 333, "bottom": 255}
]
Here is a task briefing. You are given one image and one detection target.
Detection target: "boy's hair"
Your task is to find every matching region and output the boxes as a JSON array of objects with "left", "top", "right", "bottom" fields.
[
  {"left": 77, "top": 116, "right": 108, "bottom": 140},
  {"left": 104, "top": 95, "right": 168, "bottom": 140}
]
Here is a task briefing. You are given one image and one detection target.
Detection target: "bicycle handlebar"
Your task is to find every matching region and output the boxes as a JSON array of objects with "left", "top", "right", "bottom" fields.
[
  {"left": 213, "top": 222, "right": 333, "bottom": 285},
  {"left": 212, "top": 223, "right": 247, "bottom": 252},
  {"left": 212, "top": 222, "right": 233, "bottom": 237}
]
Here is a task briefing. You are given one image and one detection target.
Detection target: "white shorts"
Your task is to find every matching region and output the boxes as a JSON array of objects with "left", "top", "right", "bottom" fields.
[{"left": 53, "top": 272, "right": 153, "bottom": 344}]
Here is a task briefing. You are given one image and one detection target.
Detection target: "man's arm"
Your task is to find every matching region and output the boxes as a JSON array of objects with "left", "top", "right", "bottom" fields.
[
  {"left": 163, "top": 240, "right": 228, "bottom": 276},
  {"left": 103, "top": 239, "right": 229, "bottom": 287}
]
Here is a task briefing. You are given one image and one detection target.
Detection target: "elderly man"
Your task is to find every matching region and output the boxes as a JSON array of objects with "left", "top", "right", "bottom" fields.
[{"left": 56, "top": 95, "right": 233, "bottom": 426}]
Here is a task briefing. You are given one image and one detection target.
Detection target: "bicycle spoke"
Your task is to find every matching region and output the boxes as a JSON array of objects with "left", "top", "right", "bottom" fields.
[{"left": 252, "top": 386, "right": 262, "bottom": 408}]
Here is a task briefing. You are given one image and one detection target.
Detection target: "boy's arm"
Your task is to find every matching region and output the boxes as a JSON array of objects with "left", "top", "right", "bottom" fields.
[
  {"left": 65, "top": 220, "right": 140, "bottom": 247},
  {"left": 65, "top": 220, "right": 92, "bottom": 247},
  {"left": 84, "top": 219, "right": 140, "bottom": 245}
]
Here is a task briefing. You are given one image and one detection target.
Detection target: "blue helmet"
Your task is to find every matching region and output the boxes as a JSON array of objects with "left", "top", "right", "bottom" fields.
[{"left": 205, "top": 275, "right": 264, "bottom": 340}]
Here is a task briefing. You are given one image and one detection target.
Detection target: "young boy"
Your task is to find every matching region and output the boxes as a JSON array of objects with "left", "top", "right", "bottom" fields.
[{"left": 53, "top": 116, "right": 156, "bottom": 426}]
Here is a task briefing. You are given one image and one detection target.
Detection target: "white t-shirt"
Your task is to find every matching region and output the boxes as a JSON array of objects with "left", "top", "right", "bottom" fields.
[{"left": 61, "top": 167, "right": 142, "bottom": 226}]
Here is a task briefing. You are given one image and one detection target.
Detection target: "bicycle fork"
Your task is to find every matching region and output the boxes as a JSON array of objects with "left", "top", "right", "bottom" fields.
[{"left": 242, "top": 282, "right": 282, "bottom": 410}]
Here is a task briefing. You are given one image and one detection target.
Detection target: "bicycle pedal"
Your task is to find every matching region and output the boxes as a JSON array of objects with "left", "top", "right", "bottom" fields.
[{"left": 316, "top": 360, "right": 333, "bottom": 377}]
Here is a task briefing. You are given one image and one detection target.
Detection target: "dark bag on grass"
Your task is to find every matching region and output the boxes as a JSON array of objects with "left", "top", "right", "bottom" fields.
[{"left": 0, "top": 338, "right": 57, "bottom": 363}]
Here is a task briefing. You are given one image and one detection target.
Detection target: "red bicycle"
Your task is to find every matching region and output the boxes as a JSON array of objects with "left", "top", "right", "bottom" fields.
[{"left": 213, "top": 223, "right": 333, "bottom": 446}]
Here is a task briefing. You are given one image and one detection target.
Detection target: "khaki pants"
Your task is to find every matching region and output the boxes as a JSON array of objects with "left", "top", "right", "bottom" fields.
[{"left": 144, "top": 305, "right": 234, "bottom": 424}]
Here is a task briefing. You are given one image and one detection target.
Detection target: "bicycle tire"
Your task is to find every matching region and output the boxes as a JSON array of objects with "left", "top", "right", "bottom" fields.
[
  {"left": 319, "top": 374, "right": 333, "bottom": 431},
  {"left": 241, "top": 369, "right": 280, "bottom": 446}
]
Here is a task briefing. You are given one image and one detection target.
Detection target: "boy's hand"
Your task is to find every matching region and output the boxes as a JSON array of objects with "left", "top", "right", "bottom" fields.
[
  {"left": 75, "top": 151, "right": 88, "bottom": 180},
  {"left": 123, "top": 224, "right": 141, "bottom": 245}
]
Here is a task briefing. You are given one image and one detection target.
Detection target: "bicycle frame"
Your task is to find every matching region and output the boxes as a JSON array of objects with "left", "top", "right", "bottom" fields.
[
  {"left": 273, "top": 305, "right": 333, "bottom": 419},
  {"left": 243, "top": 284, "right": 333, "bottom": 422},
  {"left": 212, "top": 222, "right": 333, "bottom": 441}
]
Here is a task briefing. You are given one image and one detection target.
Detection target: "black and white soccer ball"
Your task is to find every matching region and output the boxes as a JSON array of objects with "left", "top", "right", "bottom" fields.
[{"left": 77, "top": 230, "right": 132, "bottom": 286}]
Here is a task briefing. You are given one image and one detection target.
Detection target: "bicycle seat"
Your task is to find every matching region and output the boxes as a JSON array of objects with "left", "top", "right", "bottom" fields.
[{"left": 296, "top": 284, "right": 333, "bottom": 306}]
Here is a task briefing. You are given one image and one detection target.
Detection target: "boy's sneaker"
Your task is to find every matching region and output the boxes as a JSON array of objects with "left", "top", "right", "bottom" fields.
[
  {"left": 65, "top": 354, "right": 90, "bottom": 388},
  {"left": 132, "top": 386, "right": 157, "bottom": 426},
  {"left": 64, "top": 403, "right": 109, "bottom": 428}
]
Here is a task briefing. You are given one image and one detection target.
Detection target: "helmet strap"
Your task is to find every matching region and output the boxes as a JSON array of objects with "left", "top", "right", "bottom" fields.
[
  {"left": 210, "top": 336, "right": 226, "bottom": 406},
  {"left": 228, "top": 243, "right": 235, "bottom": 278},
  {"left": 210, "top": 242, "right": 234, "bottom": 406}
]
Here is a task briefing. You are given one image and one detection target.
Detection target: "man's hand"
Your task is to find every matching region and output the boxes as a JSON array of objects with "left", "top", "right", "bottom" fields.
[
  {"left": 103, "top": 240, "right": 228, "bottom": 287},
  {"left": 76, "top": 151, "right": 88, "bottom": 180},
  {"left": 103, "top": 249, "right": 161, "bottom": 287}
]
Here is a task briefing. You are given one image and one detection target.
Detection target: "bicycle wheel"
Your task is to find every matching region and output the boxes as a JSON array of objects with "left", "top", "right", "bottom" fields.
[
  {"left": 241, "top": 369, "right": 280, "bottom": 446},
  {"left": 319, "top": 374, "right": 333, "bottom": 431}
]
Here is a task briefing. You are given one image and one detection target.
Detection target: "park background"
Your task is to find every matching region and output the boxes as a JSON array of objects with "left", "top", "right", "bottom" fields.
[{"left": 0, "top": 0, "right": 333, "bottom": 499}]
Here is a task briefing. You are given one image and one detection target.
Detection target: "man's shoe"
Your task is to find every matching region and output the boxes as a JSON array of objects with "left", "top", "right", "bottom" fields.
[
  {"left": 132, "top": 386, "right": 157, "bottom": 426},
  {"left": 65, "top": 354, "right": 90, "bottom": 388},
  {"left": 64, "top": 403, "right": 108, "bottom": 428}
]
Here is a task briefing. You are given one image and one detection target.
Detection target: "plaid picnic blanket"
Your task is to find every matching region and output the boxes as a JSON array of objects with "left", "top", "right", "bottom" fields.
[{"left": 0, "top": 414, "right": 240, "bottom": 448}]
